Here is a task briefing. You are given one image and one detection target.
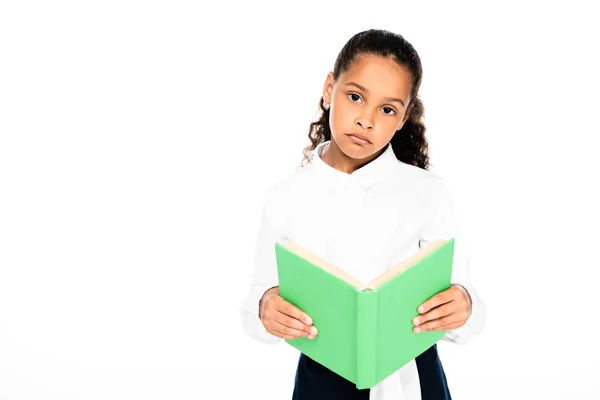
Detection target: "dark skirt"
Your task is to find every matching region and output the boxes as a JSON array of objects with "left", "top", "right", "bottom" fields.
[{"left": 291, "top": 344, "right": 451, "bottom": 400}]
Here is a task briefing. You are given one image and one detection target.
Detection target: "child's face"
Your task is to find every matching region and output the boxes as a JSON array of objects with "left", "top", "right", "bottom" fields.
[{"left": 322, "top": 54, "right": 412, "bottom": 159}]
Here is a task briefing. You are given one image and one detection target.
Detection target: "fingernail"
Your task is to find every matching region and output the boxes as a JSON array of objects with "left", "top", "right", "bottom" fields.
[
  {"left": 419, "top": 306, "right": 425, "bottom": 313},
  {"left": 413, "top": 318, "right": 420, "bottom": 325},
  {"left": 306, "top": 318, "right": 312, "bottom": 325},
  {"left": 308, "top": 334, "right": 315, "bottom": 340},
  {"left": 414, "top": 327, "right": 421, "bottom": 333},
  {"left": 311, "top": 327, "right": 318, "bottom": 336}
]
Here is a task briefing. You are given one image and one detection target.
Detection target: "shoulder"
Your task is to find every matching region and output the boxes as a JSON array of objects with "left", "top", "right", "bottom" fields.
[
  {"left": 390, "top": 160, "right": 449, "bottom": 196},
  {"left": 266, "top": 165, "right": 311, "bottom": 196},
  {"left": 261, "top": 164, "right": 313, "bottom": 212},
  {"left": 257, "top": 165, "right": 313, "bottom": 232},
  {"left": 388, "top": 163, "right": 457, "bottom": 226}
]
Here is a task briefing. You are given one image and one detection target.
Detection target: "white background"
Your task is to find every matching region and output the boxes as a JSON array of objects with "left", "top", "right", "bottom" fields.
[{"left": 1, "top": 1, "right": 599, "bottom": 399}]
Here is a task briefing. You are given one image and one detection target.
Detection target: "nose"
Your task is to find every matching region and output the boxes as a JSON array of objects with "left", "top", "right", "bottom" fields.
[{"left": 355, "top": 116, "right": 373, "bottom": 130}]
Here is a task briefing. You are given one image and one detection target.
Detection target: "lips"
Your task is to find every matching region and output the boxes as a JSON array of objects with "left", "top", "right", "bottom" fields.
[{"left": 346, "top": 133, "right": 372, "bottom": 144}]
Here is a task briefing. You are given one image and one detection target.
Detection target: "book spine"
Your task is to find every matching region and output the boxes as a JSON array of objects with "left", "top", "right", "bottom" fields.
[{"left": 356, "top": 288, "right": 378, "bottom": 389}]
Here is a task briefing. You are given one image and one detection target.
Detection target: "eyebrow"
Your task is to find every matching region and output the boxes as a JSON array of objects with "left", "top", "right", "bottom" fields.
[{"left": 345, "top": 82, "right": 406, "bottom": 107}]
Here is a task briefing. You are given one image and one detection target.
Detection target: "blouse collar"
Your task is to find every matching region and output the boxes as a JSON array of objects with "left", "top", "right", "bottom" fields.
[{"left": 309, "top": 140, "right": 398, "bottom": 193}]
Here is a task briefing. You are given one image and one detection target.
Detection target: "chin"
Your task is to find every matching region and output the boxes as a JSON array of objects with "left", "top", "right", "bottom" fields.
[
  {"left": 337, "top": 135, "right": 371, "bottom": 154},
  {"left": 340, "top": 144, "right": 374, "bottom": 160}
]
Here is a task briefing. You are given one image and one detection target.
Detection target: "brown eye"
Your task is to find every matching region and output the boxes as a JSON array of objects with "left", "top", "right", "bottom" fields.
[
  {"left": 382, "top": 106, "right": 396, "bottom": 115},
  {"left": 348, "top": 93, "right": 362, "bottom": 103}
]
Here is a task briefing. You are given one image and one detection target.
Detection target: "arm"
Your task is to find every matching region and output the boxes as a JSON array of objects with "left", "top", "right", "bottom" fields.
[
  {"left": 238, "top": 188, "right": 283, "bottom": 345},
  {"left": 421, "top": 178, "right": 487, "bottom": 345}
]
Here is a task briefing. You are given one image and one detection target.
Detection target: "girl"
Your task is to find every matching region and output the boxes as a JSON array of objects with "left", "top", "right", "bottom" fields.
[{"left": 240, "top": 29, "right": 486, "bottom": 400}]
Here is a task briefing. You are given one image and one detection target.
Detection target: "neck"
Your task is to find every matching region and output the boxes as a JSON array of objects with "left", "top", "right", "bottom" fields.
[{"left": 321, "top": 139, "right": 385, "bottom": 174}]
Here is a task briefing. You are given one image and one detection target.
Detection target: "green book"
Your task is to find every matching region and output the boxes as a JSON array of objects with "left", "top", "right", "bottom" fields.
[{"left": 274, "top": 238, "right": 454, "bottom": 389}]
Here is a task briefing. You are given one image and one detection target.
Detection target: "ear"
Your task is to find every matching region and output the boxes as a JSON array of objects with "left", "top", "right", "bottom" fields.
[{"left": 322, "top": 72, "right": 334, "bottom": 105}]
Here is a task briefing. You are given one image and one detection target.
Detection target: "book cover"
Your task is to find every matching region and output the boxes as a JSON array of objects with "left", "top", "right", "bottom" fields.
[{"left": 274, "top": 238, "right": 454, "bottom": 389}]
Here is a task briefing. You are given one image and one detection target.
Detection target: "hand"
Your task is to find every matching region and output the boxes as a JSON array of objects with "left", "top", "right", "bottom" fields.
[
  {"left": 412, "top": 284, "right": 472, "bottom": 333},
  {"left": 259, "top": 286, "right": 318, "bottom": 340}
]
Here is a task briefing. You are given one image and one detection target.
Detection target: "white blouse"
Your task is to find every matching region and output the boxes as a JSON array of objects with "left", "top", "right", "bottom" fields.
[{"left": 240, "top": 140, "right": 486, "bottom": 400}]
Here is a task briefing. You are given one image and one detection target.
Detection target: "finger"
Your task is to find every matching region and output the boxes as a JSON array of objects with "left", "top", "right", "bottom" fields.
[
  {"left": 414, "top": 312, "right": 462, "bottom": 333},
  {"left": 276, "top": 312, "right": 317, "bottom": 336},
  {"left": 276, "top": 298, "right": 313, "bottom": 326},
  {"left": 437, "top": 321, "right": 464, "bottom": 331},
  {"left": 266, "top": 326, "right": 299, "bottom": 340},
  {"left": 413, "top": 301, "right": 456, "bottom": 327},
  {"left": 417, "top": 287, "right": 458, "bottom": 314},
  {"left": 269, "top": 321, "right": 313, "bottom": 339},
  {"left": 417, "top": 307, "right": 471, "bottom": 332},
  {"left": 444, "top": 308, "right": 471, "bottom": 328}
]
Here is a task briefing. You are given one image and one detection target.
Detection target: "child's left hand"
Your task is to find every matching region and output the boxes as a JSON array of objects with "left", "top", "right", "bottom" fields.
[{"left": 412, "top": 284, "right": 472, "bottom": 333}]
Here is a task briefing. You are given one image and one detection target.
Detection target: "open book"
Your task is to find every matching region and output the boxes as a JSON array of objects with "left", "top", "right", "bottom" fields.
[{"left": 274, "top": 238, "right": 455, "bottom": 389}]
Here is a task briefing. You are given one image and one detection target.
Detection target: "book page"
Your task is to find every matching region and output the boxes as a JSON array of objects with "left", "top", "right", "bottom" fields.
[
  {"left": 367, "top": 239, "right": 447, "bottom": 288},
  {"left": 282, "top": 240, "right": 366, "bottom": 289}
]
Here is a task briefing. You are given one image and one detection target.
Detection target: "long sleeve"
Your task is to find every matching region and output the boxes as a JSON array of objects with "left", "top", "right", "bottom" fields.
[
  {"left": 421, "top": 178, "right": 487, "bottom": 345},
  {"left": 239, "top": 188, "right": 283, "bottom": 345}
]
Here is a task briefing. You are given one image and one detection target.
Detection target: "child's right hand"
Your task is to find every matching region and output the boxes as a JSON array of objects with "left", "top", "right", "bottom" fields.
[{"left": 259, "top": 286, "right": 318, "bottom": 340}]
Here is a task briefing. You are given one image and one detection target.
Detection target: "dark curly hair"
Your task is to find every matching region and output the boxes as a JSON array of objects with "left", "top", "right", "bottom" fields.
[{"left": 300, "top": 29, "right": 430, "bottom": 170}]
